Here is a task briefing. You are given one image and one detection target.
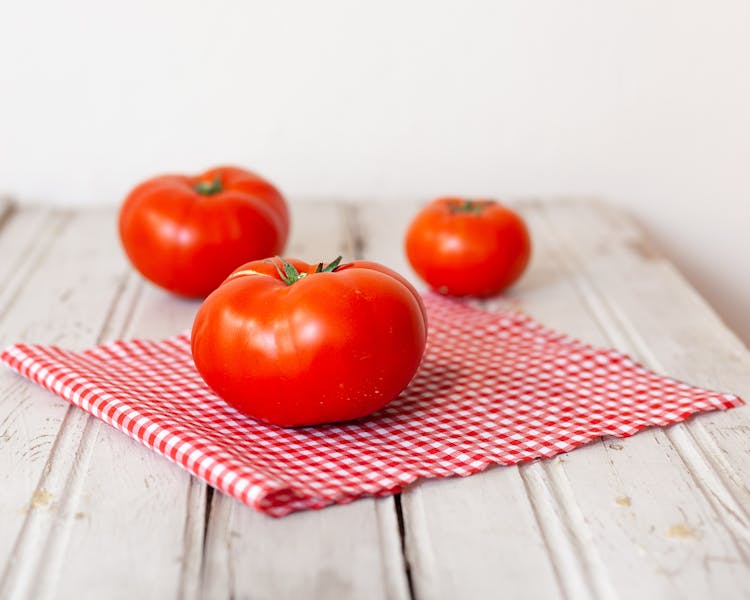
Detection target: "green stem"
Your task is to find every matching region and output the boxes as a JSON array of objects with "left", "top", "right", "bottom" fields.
[
  {"left": 267, "top": 256, "right": 343, "bottom": 285},
  {"left": 449, "top": 199, "right": 492, "bottom": 214},
  {"left": 195, "top": 173, "right": 223, "bottom": 195}
]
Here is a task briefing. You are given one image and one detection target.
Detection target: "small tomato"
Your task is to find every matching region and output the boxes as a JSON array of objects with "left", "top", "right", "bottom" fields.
[
  {"left": 191, "top": 257, "right": 428, "bottom": 427},
  {"left": 405, "top": 197, "right": 531, "bottom": 297},
  {"left": 119, "top": 166, "right": 289, "bottom": 298}
]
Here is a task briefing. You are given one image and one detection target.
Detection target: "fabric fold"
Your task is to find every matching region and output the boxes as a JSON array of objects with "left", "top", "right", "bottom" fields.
[{"left": 1, "top": 294, "right": 742, "bottom": 517}]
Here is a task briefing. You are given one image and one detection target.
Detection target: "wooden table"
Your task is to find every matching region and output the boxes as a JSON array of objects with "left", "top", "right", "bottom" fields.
[{"left": 0, "top": 198, "right": 749, "bottom": 600}]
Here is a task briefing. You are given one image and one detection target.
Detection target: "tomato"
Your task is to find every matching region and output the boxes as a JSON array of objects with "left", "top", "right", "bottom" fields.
[
  {"left": 119, "top": 166, "right": 289, "bottom": 298},
  {"left": 191, "top": 257, "right": 427, "bottom": 427},
  {"left": 405, "top": 197, "right": 531, "bottom": 297}
]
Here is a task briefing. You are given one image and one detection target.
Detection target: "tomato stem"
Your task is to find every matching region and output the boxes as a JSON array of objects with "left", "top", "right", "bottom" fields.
[
  {"left": 267, "top": 256, "right": 343, "bottom": 285},
  {"left": 195, "top": 173, "right": 223, "bottom": 196},
  {"left": 449, "top": 199, "right": 493, "bottom": 214}
]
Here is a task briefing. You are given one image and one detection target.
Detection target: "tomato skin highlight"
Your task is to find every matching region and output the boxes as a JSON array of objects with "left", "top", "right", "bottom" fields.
[
  {"left": 118, "top": 166, "right": 289, "bottom": 298},
  {"left": 405, "top": 197, "right": 531, "bottom": 297},
  {"left": 191, "top": 258, "right": 428, "bottom": 427}
]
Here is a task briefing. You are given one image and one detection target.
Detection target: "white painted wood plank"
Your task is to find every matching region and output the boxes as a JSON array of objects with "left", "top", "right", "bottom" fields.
[
  {"left": 533, "top": 200, "right": 750, "bottom": 586},
  {"left": 204, "top": 492, "right": 407, "bottom": 600},
  {"left": 0, "top": 210, "right": 134, "bottom": 597},
  {"left": 37, "top": 281, "right": 207, "bottom": 600},
  {"left": 0, "top": 209, "right": 67, "bottom": 535},
  {"left": 501, "top": 201, "right": 750, "bottom": 599},
  {"left": 200, "top": 201, "right": 410, "bottom": 600},
  {"left": 350, "top": 202, "right": 569, "bottom": 600},
  {"left": 0, "top": 210, "right": 205, "bottom": 600},
  {"left": 0, "top": 208, "right": 70, "bottom": 320},
  {"left": 453, "top": 201, "right": 750, "bottom": 599}
]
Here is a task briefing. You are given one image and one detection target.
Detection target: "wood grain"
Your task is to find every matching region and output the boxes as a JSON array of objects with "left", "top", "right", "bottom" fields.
[
  {"left": 0, "top": 210, "right": 206, "bottom": 600},
  {"left": 532, "top": 201, "right": 750, "bottom": 595},
  {"left": 0, "top": 199, "right": 748, "bottom": 599},
  {"left": 0, "top": 210, "right": 133, "bottom": 599},
  {"left": 41, "top": 283, "right": 207, "bottom": 600}
]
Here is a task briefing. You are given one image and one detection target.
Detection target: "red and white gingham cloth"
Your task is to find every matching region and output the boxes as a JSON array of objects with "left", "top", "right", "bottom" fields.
[{"left": 1, "top": 295, "right": 742, "bottom": 517}]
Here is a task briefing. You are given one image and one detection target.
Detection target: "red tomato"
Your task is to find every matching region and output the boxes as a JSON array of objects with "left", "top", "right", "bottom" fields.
[
  {"left": 191, "top": 257, "right": 427, "bottom": 427},
  {"left": 119, "top": 166, "right": 289, "bottom": 298},
  {"left": 405, "top": 198, "right": 531, "bottom": 297}
]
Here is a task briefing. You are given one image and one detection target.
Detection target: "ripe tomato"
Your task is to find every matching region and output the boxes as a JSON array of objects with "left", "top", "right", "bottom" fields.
[
  {"left": 405, "top": 198, "right": 531, "bottom": 297},
  {"left": 119, "top": 166, "right": 289, "bottom": 298},
  {"left": 191, "top": 257, "right": 428, "bottom": 427}
]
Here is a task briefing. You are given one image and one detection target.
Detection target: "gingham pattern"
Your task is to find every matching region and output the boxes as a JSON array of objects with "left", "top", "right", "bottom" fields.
[{"left": 1, "top": 295, "right": 742, "bottom": 517}]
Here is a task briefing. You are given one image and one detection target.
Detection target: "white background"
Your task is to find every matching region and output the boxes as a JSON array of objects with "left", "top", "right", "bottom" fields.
[{"left": 1, "top": 0, "right": 748, "bottom": 343}]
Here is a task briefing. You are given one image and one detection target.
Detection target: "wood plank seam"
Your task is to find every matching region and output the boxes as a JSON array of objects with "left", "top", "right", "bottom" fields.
[
  {"left": 0, "top": 209, "right": 96, "bottom": 597},
  {"left": 96, "top": 272, "right": 144, "bottom": 344},
  {"left": 0, "top": 212, "right": 71, "bottom": 323},
  {"left": 518, "top": 464, "right": 582, "bottom": 600},
  {"left": 199, "top": 487, "right": 233, "bottom": 599},
  {"left": 0, "top": 210, "right": 151, "bottom": 593},
  {"left": 582, "top": 280, "right": 750, "bottom": 538},
  {"left": 515, "top": 201, "right": 750, "bottom": 596},
  {"left": 519, "top": 460, "right": 621, "bottom": 600},
  {"left": 512, "top": 201, "right": 728, "bottom": 596},
  {"left": 342, "top": 201, "right": 415, "bottom": 600},
  {"left": 177, "top": 478, "right": 210, "bottom": 600},
  {"left": 681, "top": 422, "right": 750, "bottom": 531},
  {"left": 401, "top": 491, "right": 442, "bottom": 600},
  {"left": 587, "top": 290, "right": 750, "bottom": 565},
  {"left": 0, "top": 268, "right": 141, "bottom": 599},
  {"left": 559, "top": 209, "right": 750, "bottom": 541},
  {"left": 198, "top": 202, "right": 410, "bottom": 600},
  {"left": 40, "top": 271, "right": 207, "bottom": 600},
  {"left": 532, "top": 203, "right": 750, "bottom": 567},
  {"left": 666, "top": 428, "right": 750, "bottom": 564},
  {"left": 583, "top": 288, "right": 750, "bottom": 559},
  {"left": 0, "top": 198, "right": 17, "bottom": 234},
  {"left": 347, "top": 200, "right": 577, "bottom": 600},
  {"left": 482, "top": 208, "right": 615, "bottom": 599},
  {"left": 23, "top": 410, "right": 103, "bottom": 592},
  {"left": 205, "top": 198, "right": 749, "bottom": 599},
  {"left": 193, "top": 484, "right": 215, "bottom": 592},
  {"left": 579, "top": 203, "right": 750, "bottom": 542},
  {"left": 541, "top": 460, "right": 620, "bottom": 600},
  {"left": 580, "top": 287, "right": 750, "bottom": 559},
  {"left": 392, "top": 495, "right": 416, "bottom": 600}
]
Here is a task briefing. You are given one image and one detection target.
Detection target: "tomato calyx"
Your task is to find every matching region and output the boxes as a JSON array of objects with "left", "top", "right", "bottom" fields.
[
  {"left": 448, "top": 199, "right": 494, "bottom": 214},
  {"left": 268, "top": 256, "right": 344, "bottom": 285},
  {"left": 194, "top": 173, "right": 223, "bottom": 196}
]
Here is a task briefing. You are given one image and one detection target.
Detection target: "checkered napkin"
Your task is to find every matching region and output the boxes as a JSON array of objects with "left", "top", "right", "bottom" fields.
[{"left": 1, "top": 295, "right": 742, "bottom": 517}]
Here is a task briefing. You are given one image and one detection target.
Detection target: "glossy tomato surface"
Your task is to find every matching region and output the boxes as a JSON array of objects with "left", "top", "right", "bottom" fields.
[
  {"left": 119, "top": 166, "right": 289, "bottom": 298},
  {"left": 191, "top": 257, "right": 428, "bottom": 427},
  {"left": 405, "top": 197, "right": 531, "bottom": 297}
]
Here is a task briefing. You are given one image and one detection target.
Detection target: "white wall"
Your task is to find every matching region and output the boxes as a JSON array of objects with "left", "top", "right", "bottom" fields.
[{"left": 1, "top": 0, "right": 748, "bottom": 343}]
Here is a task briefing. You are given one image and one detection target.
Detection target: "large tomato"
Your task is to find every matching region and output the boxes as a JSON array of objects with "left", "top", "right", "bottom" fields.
[
  {"left": 191, "top": 257, "right": 427, "bottom": 427},
  {"left": 119, "top": 166, "right": 289, "bottom": 298},
  {"left": 405, "top": 197, "right": 531, "bottom": 297}
]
